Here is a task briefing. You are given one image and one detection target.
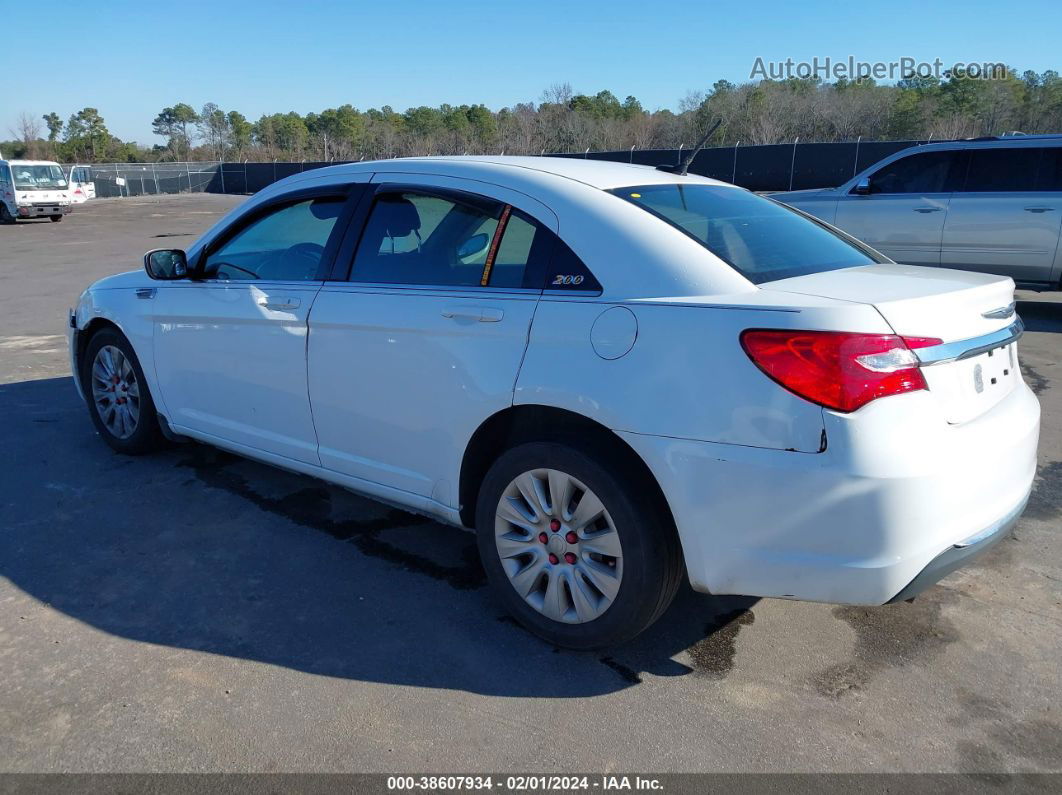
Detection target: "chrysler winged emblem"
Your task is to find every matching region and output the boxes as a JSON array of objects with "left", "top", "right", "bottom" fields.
[{"left": 982, "top": 303, "right": 1016, "bottom": 320}]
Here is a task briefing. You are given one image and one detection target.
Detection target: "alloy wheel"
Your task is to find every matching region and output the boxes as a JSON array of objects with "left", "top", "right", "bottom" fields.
[
  {"left": 494, "top": 468, "right": 623, "bottom": 624},
  {"left": 90, "top": 345, "right": 141, "bottom": 439}
]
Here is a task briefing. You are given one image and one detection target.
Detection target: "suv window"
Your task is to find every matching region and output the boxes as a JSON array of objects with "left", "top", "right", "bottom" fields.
[
  {"left": 352, "top": 190, "right": 544, "bottom": 288},
  {"left": 867, "top": 151, "right": 966, "bottom": 194},
  {"left": 1035, "top": 148, "right": 1062, "bottom": 191},
  {"left": 201, "top": 198, "right": 343, "bottom": 281},
  {"left": 962, "top": 147, "right": 1042, "bottom": 192}
]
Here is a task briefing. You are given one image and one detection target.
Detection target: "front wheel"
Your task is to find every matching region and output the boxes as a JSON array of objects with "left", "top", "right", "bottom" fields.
[
  {"left": 50, "top": 215, "right": 63, "bottom": 222},
  {"left": 0, "top": 204, "right": 15, "bottom": 224},
  {"left": 476, "top": 441, "right": 682, "bottom": 649},
  {"left": 80, "top": 328, "right": 164, "bottom": 454}
]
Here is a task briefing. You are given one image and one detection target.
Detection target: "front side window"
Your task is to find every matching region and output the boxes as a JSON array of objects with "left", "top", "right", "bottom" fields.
[
  {"left": 962, "top": 148, "right": 1042, "bottom": 192},
  {"left": 351, "top": 191, "right": 544, "bottom": 288},
  {"left": 12, "top": 164, "right": 67, "bottom": 190},
  {"left": 866, "top": 151, "right": 966, "bottom": 194},
  {"left": 613, "top": 184, "right": 882, "bottom": 284},
  {"left": 201, "top": 198, "right": 343, "bottom": 281}
]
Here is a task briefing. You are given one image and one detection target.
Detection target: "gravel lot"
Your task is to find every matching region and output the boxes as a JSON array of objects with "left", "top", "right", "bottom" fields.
[{"left": 1, "top": 195, "right": 1060, "bottom": 773}]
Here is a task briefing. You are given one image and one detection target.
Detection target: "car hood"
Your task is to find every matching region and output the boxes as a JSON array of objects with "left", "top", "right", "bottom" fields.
[{"left": 89, "top": 270, "right": 151, "bottom": 290}]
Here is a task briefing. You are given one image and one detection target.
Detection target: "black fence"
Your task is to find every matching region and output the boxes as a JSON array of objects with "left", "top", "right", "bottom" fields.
[
  {"left": 553, "top": 139, "right": 935, "bottom": 191},
  {"left": 80, "top": 139, "right": 935, "bottom": 199}
]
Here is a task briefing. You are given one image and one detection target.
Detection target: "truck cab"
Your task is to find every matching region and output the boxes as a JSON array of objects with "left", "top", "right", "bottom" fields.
[
  {"left": 0, "top": 159, "right": 72, "bottom": 222},
  {"left": 67, "top": 165, "right": 96, "bottom": 203}
]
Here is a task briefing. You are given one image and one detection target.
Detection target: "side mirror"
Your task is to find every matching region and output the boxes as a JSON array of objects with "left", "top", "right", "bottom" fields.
[
  {"left": 144, "top": 249, "right": 189, "bottom": 280},
  {"left": 456, "top": 232, "right": 491, "bottom": 261},
  {"left": 852, "top": 177, "right": 872, "bottom": 195}
]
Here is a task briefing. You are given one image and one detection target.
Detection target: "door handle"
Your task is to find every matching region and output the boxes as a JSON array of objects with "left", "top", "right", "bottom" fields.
[
  {"left": 259, "top": 298, "right": 301, "bottom": 311},
  {"left": 913, "top": 207, "right": 943, "bottom": 213},
  {"left": 441, "top": 306, "right": 504, "bottom": 323},
  {"left": 1024, "top": 206, "right": 1055, "bottom": 213}
]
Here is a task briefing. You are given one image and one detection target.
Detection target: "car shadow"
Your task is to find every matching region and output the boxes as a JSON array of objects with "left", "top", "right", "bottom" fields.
[
  {"left": 2, "top": 376, "right": 758, "bottom": 698},
  {"left": 1017, "top": 298, "right": 1062, "bottom": 333}
]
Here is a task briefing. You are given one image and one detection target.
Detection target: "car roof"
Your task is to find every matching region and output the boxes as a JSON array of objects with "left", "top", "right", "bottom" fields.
[
  {"left": 2, "top": 159, "right": 64, "bottom": 166},
  {"left": 908, "top": 135, "right": 1062, "bottom": 152},
  {"left": 305, "top": 155, "right": 733, "bottom": 191},
  {"left": 194, "top": 155, "right": 755, "bottom": 301}
]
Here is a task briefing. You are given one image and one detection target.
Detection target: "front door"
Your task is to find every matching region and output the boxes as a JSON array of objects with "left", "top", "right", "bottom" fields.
[
  {"left": 308, "top": 184, "right": 553, "bottom": 503},
  {"left": 834, "top": 149, "right": 968, "bottom": 266},
  {"left": 153, "top": 193, "right": 352, "bottom": 464}
]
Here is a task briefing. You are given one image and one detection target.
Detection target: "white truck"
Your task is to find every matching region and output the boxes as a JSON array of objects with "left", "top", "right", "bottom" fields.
[
  {"left": 67, "top": 164, "right": 96, "bottom": 203},
  {"left": 0, "top": 159, "right": 72, "bottom": 223}
]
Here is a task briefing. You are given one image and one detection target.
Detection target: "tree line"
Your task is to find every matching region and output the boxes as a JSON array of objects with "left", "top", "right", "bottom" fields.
[{"left": 4, "top": 68, "right": 1062, "bottom": 164}]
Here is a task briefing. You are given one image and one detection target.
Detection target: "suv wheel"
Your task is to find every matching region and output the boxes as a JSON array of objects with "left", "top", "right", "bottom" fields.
[
  {"left": 80, "top": 328, "right": 164, "bottom": 454},
  {"left": 476, "top": 441, "right": 682, "bottom": 649}
]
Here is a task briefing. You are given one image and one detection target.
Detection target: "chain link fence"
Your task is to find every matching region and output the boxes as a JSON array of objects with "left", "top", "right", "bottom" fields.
[{"left": 74, "top": 139, "right": 935, "bottom": 199}]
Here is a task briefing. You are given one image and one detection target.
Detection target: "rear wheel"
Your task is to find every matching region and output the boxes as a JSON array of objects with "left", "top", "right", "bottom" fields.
[
  {"left": 476, "top": 441, "right": 682, "bottom": 649},
  {"left": 80, "top": 328, "right": 164, "bottom": 454},
  {"left": 50, "top": 214, "right": 63, "bottom": 222}
]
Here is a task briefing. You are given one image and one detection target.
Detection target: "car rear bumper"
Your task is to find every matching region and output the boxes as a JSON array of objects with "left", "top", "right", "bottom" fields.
[
  {"left": 619, "top": 379, "right": 1040, "bottom": 605},
  {"left": 885, "top": 496, "right": 1026, "bottom": 603}
]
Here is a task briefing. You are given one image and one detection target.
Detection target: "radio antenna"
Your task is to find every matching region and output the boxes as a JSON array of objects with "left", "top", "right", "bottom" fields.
[{"left": 657, "top": 117, "right": 722, "bottom": 176}]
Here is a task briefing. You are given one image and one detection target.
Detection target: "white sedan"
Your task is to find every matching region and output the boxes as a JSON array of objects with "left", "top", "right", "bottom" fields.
[{"left": 68, "top": 157, "right": 1040, "bottom": 648}]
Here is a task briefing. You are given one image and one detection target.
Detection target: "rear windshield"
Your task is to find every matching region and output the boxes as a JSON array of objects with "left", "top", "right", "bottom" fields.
[{"left": 611, "top": 184, "right": 883, "bottom": 284}]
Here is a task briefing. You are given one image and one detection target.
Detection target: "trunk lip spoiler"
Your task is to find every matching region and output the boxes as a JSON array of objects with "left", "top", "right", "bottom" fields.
[{"left": 914, "top": 318, "right": 1024, "bottom": 366}]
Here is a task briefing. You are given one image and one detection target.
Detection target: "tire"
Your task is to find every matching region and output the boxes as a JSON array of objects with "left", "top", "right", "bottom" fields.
[
  {"left": 50, "top": 215, "right": 63, "bottom": 222},
  {"left": 79, "top": 328, "right": 165, "bottom": 455},
  {"left": 476, "top": 440, "right": 682, "bottom": 649},
  {"left": 0, "top": 204, "right": 15, "bottom": 224}
]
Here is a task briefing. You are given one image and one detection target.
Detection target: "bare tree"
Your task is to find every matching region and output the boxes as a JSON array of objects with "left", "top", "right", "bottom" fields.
[{"left": 10, "top": 112, "right": 43, "bottom": 159}]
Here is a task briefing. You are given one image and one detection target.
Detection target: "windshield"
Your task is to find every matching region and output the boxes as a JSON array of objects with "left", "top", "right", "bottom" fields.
[
  {"left": 611, "top": 184, "right": 884, "bottom": 284},
  {"left": 13, "top": 165, "right": 68, "bottom": 190}
]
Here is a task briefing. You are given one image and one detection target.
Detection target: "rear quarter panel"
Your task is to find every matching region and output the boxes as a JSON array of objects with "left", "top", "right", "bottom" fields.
[{"left": 516, "top": 294, "right": 893, "bottom": 453}]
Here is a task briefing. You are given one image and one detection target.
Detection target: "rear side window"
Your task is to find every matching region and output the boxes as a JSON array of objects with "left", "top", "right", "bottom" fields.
[
  {"left": 351, "top": 190, "right": 551, "bottom": 289},
  {"left": 962, "top": 148, "right": 1042, "bottom": 192},
  {"left": 867, "top": 151, "right": 967, "bottom": 194},
  {"left": 612, "top": 184, "right": 882, "bottom": 284},
  {"left": 545, "top": 237, "right": 602, "bottom": 292},
  {"left": 1039, "top": 149, "right": 1062, "bottom": 191}
]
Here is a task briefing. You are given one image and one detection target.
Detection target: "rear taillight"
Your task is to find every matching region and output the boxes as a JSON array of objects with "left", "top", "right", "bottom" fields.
[{"left": 740, "top": 329, "right": 942, "bottom": 413}]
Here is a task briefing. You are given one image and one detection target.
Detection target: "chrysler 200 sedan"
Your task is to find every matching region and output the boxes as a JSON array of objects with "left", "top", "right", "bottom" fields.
[{"left": 67, "top": 157, "right": 1040, "bottom": 648}]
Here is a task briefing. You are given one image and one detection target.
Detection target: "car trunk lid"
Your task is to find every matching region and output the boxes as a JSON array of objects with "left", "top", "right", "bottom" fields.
[{"left": 760, "top": 264, "right": 1022, "bottom": 424}]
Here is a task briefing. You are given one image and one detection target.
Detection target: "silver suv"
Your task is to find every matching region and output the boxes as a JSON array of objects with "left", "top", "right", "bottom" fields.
[{"left": 771, "top": 135, "right": 1062, "bottom": 290}]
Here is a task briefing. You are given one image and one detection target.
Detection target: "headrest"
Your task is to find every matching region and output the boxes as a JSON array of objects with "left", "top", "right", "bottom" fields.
[{"left": 379, "top": 196, "right": 421, "bottom": 238}]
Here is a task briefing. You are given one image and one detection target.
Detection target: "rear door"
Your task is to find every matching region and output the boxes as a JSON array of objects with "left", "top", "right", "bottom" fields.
[
  {"left": 307, "top": 180, "right": 555, "bottom": 502},
  {"left": 834, "top": 149, "right": 967, "bottom": 266},
  {"left": 153, "top": 186, "right": 362, "bottom": 464},
  {"left": 941, "top": 146, "right": 1062, "bottom": 285}
]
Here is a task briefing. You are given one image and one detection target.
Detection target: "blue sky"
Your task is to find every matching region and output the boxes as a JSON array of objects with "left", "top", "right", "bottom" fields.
[{"left": 2, "top": 0, "right": 1060, "bottom": 144}]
